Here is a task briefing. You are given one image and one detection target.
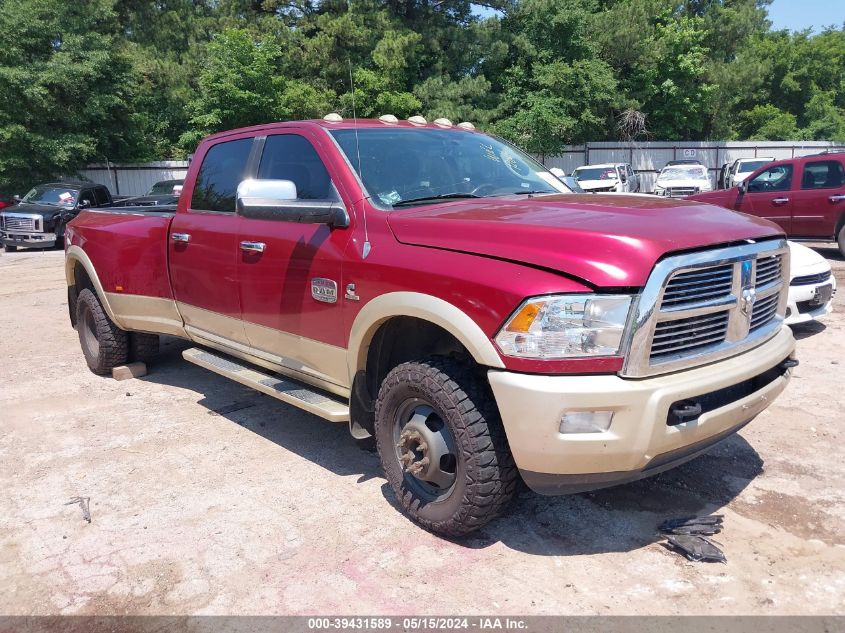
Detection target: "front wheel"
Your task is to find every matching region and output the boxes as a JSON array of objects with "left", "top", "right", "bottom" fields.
[
  {"left": 838, "top": 223, "right": 845, "bottom": 258},
  {"left": 374, "top": 357, "right": 517, "bottom": 536}
]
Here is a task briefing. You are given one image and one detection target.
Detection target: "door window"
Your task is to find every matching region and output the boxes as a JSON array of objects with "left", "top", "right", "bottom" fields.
[
  {"left": 747, "top": 165, "right": 793, "bottom": 193},
  {"left": 801, "top": 160, "right": 845, "bottom": 190},
  {"left": 93, "top": 188, "right": 110, "bottom": 206},
  {"left": 190, "top": 137, "right": 253, "bottom": 212},
  {"left": 257, "top": 134, "right": 337, "bottom": 200}
]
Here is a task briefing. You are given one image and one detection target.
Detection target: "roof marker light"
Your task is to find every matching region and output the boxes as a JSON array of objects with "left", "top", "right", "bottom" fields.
[
  {"left": 408, "top": 115, "right": 427, "bottom": 126},
  {"left": 457, "top": 122, "right": 475, "bottom": 130},
  {"left": 379, "top": 114, "right": 399, "bottom": 124},
  {"left": 433, "top": 118, "right": 453, "bottom": 127},
  {"left": 323, "top": 112, "right": 343, "bottom": 123}
]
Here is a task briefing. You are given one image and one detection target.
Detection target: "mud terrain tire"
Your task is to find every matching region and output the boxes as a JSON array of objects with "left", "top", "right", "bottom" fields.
[{"left": 77, "top": 288, "right": 128, "bottom": 375}]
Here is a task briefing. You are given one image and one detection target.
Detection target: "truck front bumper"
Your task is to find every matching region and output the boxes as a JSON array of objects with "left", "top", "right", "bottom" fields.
[
  {"left": 1, "top": 230, "right": 57, "bottom": 248},
  {"left": 488, "top": 327, "right": 796, "bottom": 495}
]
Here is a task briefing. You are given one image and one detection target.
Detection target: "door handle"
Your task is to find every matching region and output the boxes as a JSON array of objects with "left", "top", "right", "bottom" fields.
[
  {"left": 171, "top": 232, "right": 190, "bottom": 243},
  {"left": 830, "top": 195, "right": 845, "bottom": 203},
  {"left": 771, "top": 197, "right": 789, "bottom": 205},
  {"left": 240, "top": 241, "right": 266, "bottom": 253}
]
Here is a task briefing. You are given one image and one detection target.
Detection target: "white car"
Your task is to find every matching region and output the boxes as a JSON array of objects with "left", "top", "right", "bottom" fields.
[
  {"left": 730, "top": 157, "right": 775, "bottom": 187},
  {"left": 653, "top": 164, "right": 713, "bottom": 197},
  {"left": 786, "top": 242, "right": 836, "bottom": 325},
  {"left": 571, "top": 163, "right": 638, "bottom": 193}
]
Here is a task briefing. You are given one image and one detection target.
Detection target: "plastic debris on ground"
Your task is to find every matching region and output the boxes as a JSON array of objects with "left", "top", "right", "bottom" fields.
[{"left": 658, "top": 515, "right": 726, "bottom": 563}]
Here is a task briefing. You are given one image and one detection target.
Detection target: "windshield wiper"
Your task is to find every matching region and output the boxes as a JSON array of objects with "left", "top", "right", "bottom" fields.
[
  {"left": 392, "top": 192, "right": 483, "bottom": 207},
  {"left": 508, "top": 190, "right": 556, "bottom": 196}
]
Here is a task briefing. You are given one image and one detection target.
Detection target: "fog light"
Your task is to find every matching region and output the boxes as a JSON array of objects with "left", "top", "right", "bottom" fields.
[{"left": 559, "top": 411, "right": 614, "bottom": 434}]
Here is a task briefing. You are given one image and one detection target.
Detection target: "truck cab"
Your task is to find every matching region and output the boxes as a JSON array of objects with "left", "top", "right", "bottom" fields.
[{"left": 64, "top": 116, "right": 796, "bottom": 536}]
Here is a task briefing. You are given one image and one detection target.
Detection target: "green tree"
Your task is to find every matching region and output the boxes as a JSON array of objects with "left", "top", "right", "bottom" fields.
[{"left": 0, "top": 0, "right": 134, "bottom": 194}]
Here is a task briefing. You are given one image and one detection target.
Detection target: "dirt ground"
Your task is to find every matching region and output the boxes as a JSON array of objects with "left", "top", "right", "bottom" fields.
[{"left": 1, "top": 245, "right": 843, "bottom": 616}]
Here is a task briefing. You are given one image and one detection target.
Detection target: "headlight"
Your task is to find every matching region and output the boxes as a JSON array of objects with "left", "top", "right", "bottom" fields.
[
  {"left": 495, "top": 294, "right": 634, "bottom": 359},
  {"left": 654, "top": 185, "right": 665, "bottom": 195}
]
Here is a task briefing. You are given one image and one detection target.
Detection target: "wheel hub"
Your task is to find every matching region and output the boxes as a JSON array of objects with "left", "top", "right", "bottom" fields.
[{"left": 394, "top": 403, "right": 457, "bottom": 491}]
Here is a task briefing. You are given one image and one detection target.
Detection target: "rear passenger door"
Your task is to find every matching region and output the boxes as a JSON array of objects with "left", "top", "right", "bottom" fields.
[
  {"left": 736, "top": 163, "right": 794, "bottom": 233},
  {"left": 236, "top": 130, "right": 353, "bottom": 388},
  {"left": 791, "top": 158, "right": 845, "bottom": 238}
]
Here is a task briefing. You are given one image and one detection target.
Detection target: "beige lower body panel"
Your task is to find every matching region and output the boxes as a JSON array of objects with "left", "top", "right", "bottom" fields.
[
  {"left": 105, "top": 292, "right": 186, "bottom": 337},
  {"left": 488, "top": 327, "right": 796, "bottom": 488}
]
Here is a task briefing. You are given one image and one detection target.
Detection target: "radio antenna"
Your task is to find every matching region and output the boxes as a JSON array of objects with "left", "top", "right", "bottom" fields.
[{"left": 348, "top": 59, "right": 371, "bottom": 259}]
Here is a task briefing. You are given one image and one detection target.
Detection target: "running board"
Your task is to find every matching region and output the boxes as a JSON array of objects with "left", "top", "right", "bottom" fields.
[{"left": 182, "top": 347, "right": 349, "bottom": 422}]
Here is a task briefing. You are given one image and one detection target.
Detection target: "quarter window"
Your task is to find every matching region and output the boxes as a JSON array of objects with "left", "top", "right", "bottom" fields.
[
  {"left": 801, "top": 160, "right": 845, "bottom": 190},
  {"left": 191, "top": 138, "right": 253, "bottom": 212},
  {"left": 257, "top": 134, "right": 336, "bottom": 200},
  {"left": 747, "top": 165, "right": 793, "bottom": 193}
]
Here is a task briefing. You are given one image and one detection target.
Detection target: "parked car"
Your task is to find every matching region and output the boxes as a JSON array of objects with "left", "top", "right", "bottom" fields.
[
  {"left": 689, "top": 152, "right": 845, "bottom": 255},
  {"left": 653, "top": 164, "right": 713, "bottom": 197},
  {"left": 727, "top": 157, "right": 775, "bottom": 188},
  {"left": 65, "top": 115, "right": 795, "bottom": 536},
  {"left": 118, "top": 179, "right": 184, "bottom": 207},
  {"left": 1, "top": 181, "right": 113, "bottom": 252},
  {"left": 572, "top": 163, "right": 639, "bottom": 193},
  {"left": 785, "top": 241, "right": 836, "bottom": 325}
]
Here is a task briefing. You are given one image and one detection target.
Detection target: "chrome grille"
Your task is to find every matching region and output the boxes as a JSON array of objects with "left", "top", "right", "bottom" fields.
[
  {"left": 2, "top": 215, "right": 36, "bottom": 231},
  {"left": 622, "top": 239, "right": 789, "bottom": 378},
  {"left": 666, "top": 187, "right": 699, "bottom": 197},
  {"left": 791, "top": 270, "right": 831, "bottom": 286},
  {"left": 650, "top": 311, "right": 730, "bottom": 361},
  {"left": 755, "top": 256, "right": 781, "bottom": 287},
  {"left": 661, "top": 264, "right": 733, "bottom": 308},
  {"left": 751, "top": 293, "right": 779, "bottom": 331}
]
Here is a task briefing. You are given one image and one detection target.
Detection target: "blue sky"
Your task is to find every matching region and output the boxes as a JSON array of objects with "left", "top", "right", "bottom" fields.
[
  {"left": 768, "top": 0, "right": 845, "bottom": 33},
  {"left": 472, "top": 1, "right": 845, "bottom": 32}
]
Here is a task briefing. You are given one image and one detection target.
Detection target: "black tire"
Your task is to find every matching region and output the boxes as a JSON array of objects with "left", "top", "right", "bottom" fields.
[
  {"left": 4, "top": 244, "right": 17, "bottom": 252},
  {"left": 76, "top": 288, "right": 129, "bottom": 375},
  {"left": 838, "top": 223, "right": 845, "bottom": 258},
  {"left": 374, "top": 357, "right": 517, "bottom": 536},
  {"left": 129, "top": 332, "right": 159, "bottom": 362}
]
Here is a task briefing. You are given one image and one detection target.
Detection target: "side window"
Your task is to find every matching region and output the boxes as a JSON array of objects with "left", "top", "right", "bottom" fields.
[
  {"left": 79, "top": 190, "right": 96, "bottom": 207},
  {"left": 191, "top": 137, "right": 253, "bottom": 212},
  {"left": 93, "top": 188, "right": 110, "bottom": 206},
  {"left": 257, "top": 134, "right": 336, "bottom": 200},
  {"left": 801, "top": 160, "right": 845, "bottom": 190},
  {"left": 747, "top": 165, "right": 793, "bottom": 193}
]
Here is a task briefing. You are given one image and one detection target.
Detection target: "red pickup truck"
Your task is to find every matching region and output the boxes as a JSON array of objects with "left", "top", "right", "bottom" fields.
[
  {"left": 64, "top": 116, "right": 797, "bottom": 535},
  {"left": 690, "top": 152, "right": 845, "bottom": 255}
]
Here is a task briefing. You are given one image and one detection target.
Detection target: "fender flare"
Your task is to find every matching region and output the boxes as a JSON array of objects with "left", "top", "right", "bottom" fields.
[
  {"left": 65, "top": 245, "right": 126, "bottom": 329},
  {"left": 346, "top": 291, "right": 505, "bottom": 383}
]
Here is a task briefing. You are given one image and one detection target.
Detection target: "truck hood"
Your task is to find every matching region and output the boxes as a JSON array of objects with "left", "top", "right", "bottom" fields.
[
  {"left": 386, "top": 194, "right": 783, "bottom": 288},
  {"left": 1, "top": 202, "right": 71, "bottom": 218}
]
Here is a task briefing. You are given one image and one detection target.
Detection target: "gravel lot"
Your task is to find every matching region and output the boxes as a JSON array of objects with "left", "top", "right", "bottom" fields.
[{"left": 1, "top": 246, "right": 843, "bottom": 616}]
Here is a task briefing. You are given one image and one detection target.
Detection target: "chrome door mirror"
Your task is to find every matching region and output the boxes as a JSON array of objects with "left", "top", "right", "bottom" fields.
[
  {"left": 738, "top": 180, "right": 748, "bottom": 195},
  {"left": 236, "top": 179, "right": 349, "bottom": 227}
]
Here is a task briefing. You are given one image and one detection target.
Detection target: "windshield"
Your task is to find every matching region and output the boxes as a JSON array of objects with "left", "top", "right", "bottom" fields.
[
  {"left": 328, "top": 128, "right": 569, "bottom": 207},
  {"left": 148, "top": 180, "right": 182, "bottom": 195},
  {"left": 573, "top": 167, "right": 618, "bottom": 181},
  {"left": 22, "top": 185, "right": 79, "bottom": 207},
  {"left": 737, "top": 160, "right": 772, "bottom": 174},
  {"left": 658, "top": 166, "right": 708, "bottom": 181}
]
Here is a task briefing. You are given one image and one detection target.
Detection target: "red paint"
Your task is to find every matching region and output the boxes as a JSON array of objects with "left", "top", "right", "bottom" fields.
[
  {"left": 691, "top": 153, "right": 845, "bottom": 240},
  {"left": 68, "top": 119, "right": 787, "bottom": 376}
]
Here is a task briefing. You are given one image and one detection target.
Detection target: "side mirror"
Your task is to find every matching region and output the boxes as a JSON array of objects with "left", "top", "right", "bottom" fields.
[
  {"left": 13, "top": 195, "right": 21, "bottom": 202},
  {"left": 78, "top": 200, "right": 92, "bottom": 209},
  {"left": 236, "top": 179, "right": 349, "bottom": 228},
  {"left": 738, "top": 181, "right": 747, "bottom": 195}
]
